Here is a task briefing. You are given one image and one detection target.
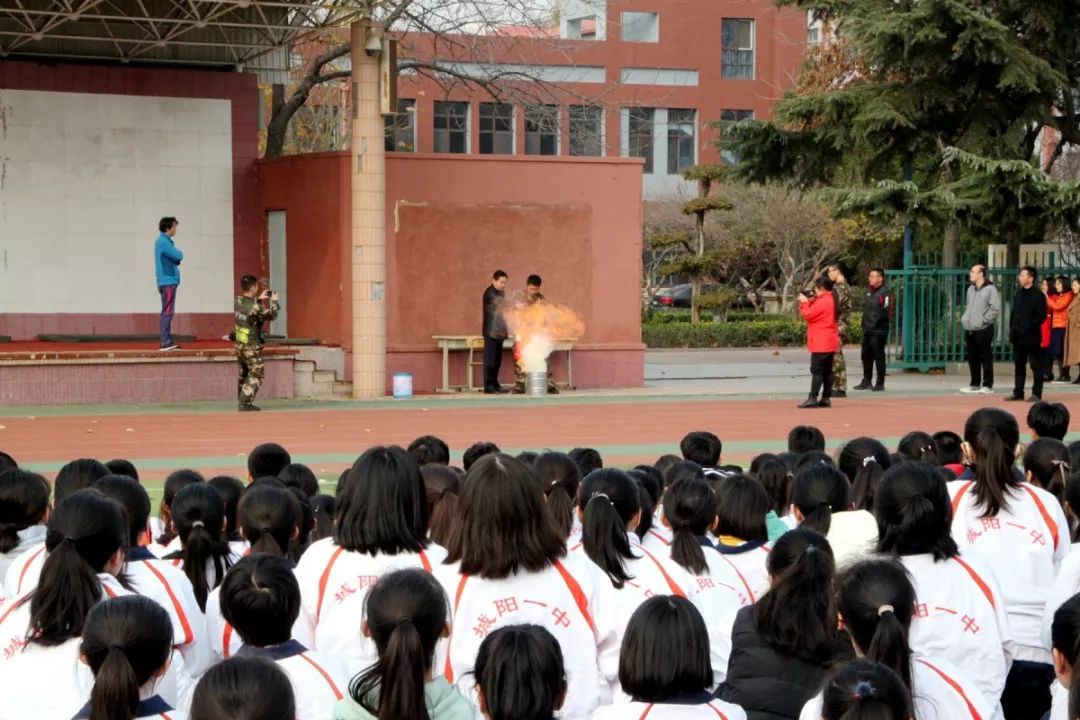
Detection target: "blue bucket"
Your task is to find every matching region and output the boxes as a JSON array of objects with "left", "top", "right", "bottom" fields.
[{"left": 392, "top": 372, "right": 413, "bottom": 399}]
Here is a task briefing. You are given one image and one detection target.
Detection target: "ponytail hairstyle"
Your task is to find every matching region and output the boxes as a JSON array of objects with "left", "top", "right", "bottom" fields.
[
  {"left": 219, "top": 554, "right": 300, "bottom": 647},
  {"left": 932, "top": 431, "right": 964, "bottom": 466},
  {"left": 838, "top": 438, "right": 891, "bottom": 512},
  {"left": 663, "top": 476, "right": 716, "bottom": 576},
  {"left": 277, "top": 463, "right": 319, "bottom": 497},
  {"left": 105, "top": 459, "right": 139, "bottom": 481},
  {"left": 753, "top": 528, "right": 839, "bottom": 662},
  {"left": 579, "top": 469, "right": 640, "bottom": 588},
  {"left": 836, "top": 559, "right": 917, "bottom": 691},
  {"left": 80, "top": 596, "right": 173, "bottom": 720},
  {"left": 421, "top": 463, "right": 461, "bottom": 548},
  {"left": 190, "top": 656, "right": 296, "bottom": 720},
  {"left": 474, "top": 624, "right": 567, "bottom": 720},
  {"left": 0, "top": 469, "right": 49, "bottom": 553},
  {"left": 874, "top": 462, "right": 958, "bottom": 560},
  {"left": 791, "top": 463, "right": 851, "bottom": 535},
  {"left": 25, "top": 490, "right": 128, "bottom": 646},
  {"left": 335, "top": 446, "right": 429, "bottom": 555},
  {"left": 308, "top": 494, "right": 337, "bottom": 544},
  {"left": 1052, "top": 594, "right": 1080, "bottom": 677},
  {"left": 631, "top": 465, "right": 663, "bottom": 510},
  {"left": 1024, "top": 438, "right": 1070, "bottom": 505},
  {"left": 963, "top": 407, "right": 1022, "bottom": 517},
  {"left": 821, "top": 659, "right": 913, "bottom": 720},
  {"left": 750, "top": 455, "right": 793, "bottom": 515},
  {"left": 533, "top": 452, "right": 582, "bottom": 539},
  {"left": 627, "top": 469, "right": 660, "bottom": 539},
  {"left": 155, "top": 469, "right": 204, "bottom": 545},
  {"left": 662, "top": 460, "right": 706, "bottom": 494},
  {"left": 350, "top": 568, "right": 449, "bottom": 720},
  {"left": 164, "top": 483, "right": 233, "bottom": 610},
  {"left": 713, "top": 474, "right": 769, "bottom": 542},
  {"left": 897, "top": 432, "right": 939, "bottom": 465},
  {"left": 619, "top": 595, "right": 712, "bottom": 703},
  {"left": 208, "top": 476, "right": 245, "bottom": 543},
  {"left": 54, "top": 458, "right": 110, "bottom": 504},
  {"left": 237, "top": 485, "right": 300, "bottom": 559}
]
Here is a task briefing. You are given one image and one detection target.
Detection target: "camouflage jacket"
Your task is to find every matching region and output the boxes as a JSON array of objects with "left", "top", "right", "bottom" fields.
[
  {"left": 234, "top": 295, "right": 280, "bottom": 346},
  {"left": 835, "top": 281, "right": 853, "bottom": 324},
  {"left": 512, "top": 289, "right": 546, "bottom": 307}
]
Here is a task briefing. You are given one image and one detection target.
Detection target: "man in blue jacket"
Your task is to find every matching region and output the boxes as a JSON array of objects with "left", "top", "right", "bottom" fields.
[{"left": 154, "top": 217, "right": 183, "bottom": 351}]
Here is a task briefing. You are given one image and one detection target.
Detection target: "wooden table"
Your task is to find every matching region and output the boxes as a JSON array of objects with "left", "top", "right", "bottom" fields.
[{"left": 431, "top": 336, "right": 574, "bottom": 393}]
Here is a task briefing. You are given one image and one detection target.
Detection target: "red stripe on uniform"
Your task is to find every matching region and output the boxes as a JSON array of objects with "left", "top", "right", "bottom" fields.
[
  {"left": 419, "top": 549, "right": 432, "bottom": 572},
  {"left": 637, "top": 705, "right": 654, "bottom": 720},
  {"left": 222, "top": 624, "right": 234, "bottom": 658},
  {"left": 951, "top": 481, "right": 974, "bottom": 517},
  {"left": 140, "top": 561, "right": 194, "bottom": 645},
  {"left": 951, "top": 557, "right": 996, "bottom": 609},
  {"left": 16, "top": 547, "right": 45, "bottom": 594},
  {"left": 444, "top": 574, "right": 470, "bottom": 683},
  {"left": 102, "top": 583, "right": 118, "bottom": 598},
  {"left": 647, "top": 530, "right": 671, "bottom": 546},
  {"left": 553, "top": 560, "right": 597, "bottom": 636},
  {"left": 1021, "top": 484, "right": 1060, "bottom": 550},
  {"left": 915, "top": 658, "right": 983, "bottom": 720},
  {"left": 638, "top": 547, "right": 686, "bottom": 598},
  {"left": 719, "top": 555, "right": 756, "bottom": 603},
  {"left": 315, "top": 547, "right": 345, "bottom": 622},
  {"left": 707, "top": 703, "right": 730, "bottom": 719},
  {"left": 299, "top": 652, "right": 344, "bottom": 700}
]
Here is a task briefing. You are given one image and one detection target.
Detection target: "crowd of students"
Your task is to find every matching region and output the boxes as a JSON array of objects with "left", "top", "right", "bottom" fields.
[{"left": 1, "top": 402, "right": 1080, "bottom": 719}]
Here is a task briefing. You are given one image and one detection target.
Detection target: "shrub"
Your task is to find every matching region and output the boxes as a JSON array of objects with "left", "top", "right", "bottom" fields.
[{"left": 643, "top": 316, "right": 863, "bottom": 348}]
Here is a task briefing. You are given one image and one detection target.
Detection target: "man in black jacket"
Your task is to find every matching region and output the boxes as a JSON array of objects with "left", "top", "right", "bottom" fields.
[
  {"left": 1007, "top": 265, "right": 1048, "bottom": 402},
  {"left": 854, "top": 268, "right": 891, "bottom": 391},
  {"left": 482, "top": 270, "right": 509, "bottom": 394}
]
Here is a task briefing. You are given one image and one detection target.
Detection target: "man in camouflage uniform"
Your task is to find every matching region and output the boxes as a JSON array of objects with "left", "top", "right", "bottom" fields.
[
  {"left": 828, "top": 264, "right": 852, "bottom": 398},
  {"left": 234, "top": 274, "right": 280, "bottom": 412},
  {"left": 512, "top": 274, "right": 559, "bottom": 394}
]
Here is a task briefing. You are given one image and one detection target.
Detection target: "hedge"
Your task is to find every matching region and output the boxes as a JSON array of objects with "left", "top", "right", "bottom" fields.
[{"left": 644, "top": 317, "right": 863, "bottom": 348}]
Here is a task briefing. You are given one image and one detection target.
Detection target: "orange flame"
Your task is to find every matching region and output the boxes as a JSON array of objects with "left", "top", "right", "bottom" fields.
[{"left": 504, "top": 302, "right": 585, "bottom": 373}]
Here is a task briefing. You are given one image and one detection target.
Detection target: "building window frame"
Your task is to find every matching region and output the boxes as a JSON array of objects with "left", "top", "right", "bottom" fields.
[
  {"left": 666, "top": 108, "right": 696, "bottom": 174},
  {"left": 627, "top": 106, "right": 655, "bottom": 174},
  {"left": 719, "top": 108, "right": 754, "bottom": 164},
  {"left": 721, "top": 18, "right": 755, "bottom": 80},
  {"left": 524, "top": 104, "right": 560, "bottom": 156},
  {"left": 479, "top": 102, "right": 515, "bottom": 155},
  {"left": 384, "top": 98, "right": 416, "bottom": 153},
  {"left": 433, "top": 101, "right": 469, "bottom": 154},
  {"left": 569, "top": 105, "right": 604, "bottom": 157}
]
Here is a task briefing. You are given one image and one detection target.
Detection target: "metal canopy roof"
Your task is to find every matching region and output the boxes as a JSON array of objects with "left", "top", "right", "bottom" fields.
[{"left": 0, "top": 0, "right": 366, "bottom": 69}]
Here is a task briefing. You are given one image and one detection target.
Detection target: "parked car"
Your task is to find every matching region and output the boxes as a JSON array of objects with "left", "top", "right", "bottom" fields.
[{"left": 652, "top": 283, "right": 719, "bottom": 308}]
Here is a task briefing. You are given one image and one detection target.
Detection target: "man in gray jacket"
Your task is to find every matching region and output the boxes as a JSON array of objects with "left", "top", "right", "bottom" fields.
[{"left": 960, "top": 264, "right": 1001, "bottom": 394}]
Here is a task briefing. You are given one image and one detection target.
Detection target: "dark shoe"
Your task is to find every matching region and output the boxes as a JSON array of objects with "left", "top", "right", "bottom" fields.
[
  {"left": 1004, "top": 393, "right": 1025, "bottom": 402},
  {"left": 547, "top": 385, "right": 560, "bottom": 395},
  {"left": 798, "top": 397, "right": 820, "bottom": 409},
  {"left": 872, "top": 385, "right": 885, "bottom": 392},
  {"left": 831, "top": 390, "right": 847, "bottom": 398},
  {"left": 1028, "top": 395, "right": 1042, "bottom": 403},
  {"left": 853, "top": 381, "right": 872, "bottom": 390},
  {"left": 159, "top": 344, "right": 180, "bottom": 352},
  {"left": 497, "top": 387, "right": 510, "bottom": 394},
  {"left": 239, "top": 404, "right": 261, "bottom": 412},
  {"left": 483, "top": 387, "right": 500, "bottom": 395},
  {"left": 818, "top": 398, "right": 831, "bottom": 408},
  {"left": 1072, "top": 377, "right": 1080, "bottom": 385}
]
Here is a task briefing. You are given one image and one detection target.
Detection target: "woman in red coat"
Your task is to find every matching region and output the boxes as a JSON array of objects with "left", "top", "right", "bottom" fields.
[{"left": 797, "top": 276, "right": 842, "bottom": 409}]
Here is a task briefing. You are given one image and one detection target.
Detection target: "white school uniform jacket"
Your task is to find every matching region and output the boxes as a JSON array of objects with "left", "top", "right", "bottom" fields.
[
  {"left": 293, "top": 537, "right": 447, "bottom": 676},
  {"left": 640, "top": 523, "right": 674, "bottom": 557},
  {"left": 824, "top": 509, "right": 878, "bottom": 569},
  {"left": 204, "top": 569, "right": 316, "bottom": 661},
  {"left": 233, "top": 641, "right": 348, "bottom": 720},
  {"left": 591, "top": 694, "right": 748, "bottom": 720},
  {"left": 712, "top": 539, "right": 771, "bottom": 603},
  {"left": 900, "top": 552, "right": 1012, "bottom": 713},
  {"left": 73, "top": 692, "right": 186, "bottom": 720},
  {"left": 2, "top": 543, "right": 46, "bottom": 598},
  {"left": 0, "top": 526, "right": 45, "bottom": 583},
  {"left": 949, "top": 479, "right": 1070, "bottom": 662},
  {"left": 1042, "top": 546, "right": 1080, "bottom": 648},
  {"left": 1051, "top": 679, "right": 1069, "bottom": 720},
  {"left": 799, "top": 655, "right": 994, "bottom": 720},
  {"left": 434, "top": 552, "right": 610, "bottom": 720}
]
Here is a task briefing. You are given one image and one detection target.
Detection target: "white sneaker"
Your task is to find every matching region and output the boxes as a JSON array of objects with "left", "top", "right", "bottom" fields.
[
  {"left": 959, "top": 386, "right": 980, "bottom": 394},
  {"left": 979, "top": 386, "right": 995, "bottom": 395}
]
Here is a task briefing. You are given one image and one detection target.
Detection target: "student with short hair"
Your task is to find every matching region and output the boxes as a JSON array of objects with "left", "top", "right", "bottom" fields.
[
  {"left": 569, "top": 447, "right": 604, "bottom": 477},
  {"left": 816, "top": 660, "right": 913, "bottom": 720},
  {"left": 534, "top": 452, "right": 583, "bottom": 540},
  {"left": 593, "top": 596, "right": 747, "bottom": 719},
  {"left": 790, "top": 463, "right": 877, "bottom": 567},
  {"left": 1049, "top": 595, "right": 1080, "bottom": 720},
  {"left": 474, "top": 624, "right": 567, "bottom": 720},
  {"left": 190, "top": 656, "right": 296, "bottom": 720},
  {"left": 309, "top": 494, "right": 336, "bottom": 544},
  {"left": 408, "top": 435, "right": 451, "bottom": 467},
  {"left": 279, "top": 463, "right": 320, "bottom": 497},
  {"left": 1029, "top": 401, "right": 1072, "bottom": 441},
  {"left": 208, "top": 475, "right": 246, "bottom": 551},
  {"left": 76, "top": 596, "right": 176, "bottom": 720},
  {"left": 837, "top": 437, "right": 891, "bottom": 512},
  {"left": 163, "top": 483, "right": 239, "bottom": 612},
  {"left": 787, "top": 426, "right": 825, "bottom": 455},
  {"left": 933, "top": 430, "right": 965, "bottom": 477},
  {"left": 55, "top": 458, "right": 110, "bottom": 504},
  {"left": 463, "top": 442, "right": 500, "bottom": 472},
  {"left": 681, "top": 432, "right": 723, "bottom": 469},
  {"left": 149, "top": 469, "right": 205, "bottom": 553},
  {"left": 295, "top": 446, "right": 444, "bottom": 676},
  {"left": 711, "top": 475, "right": 772, "bottom": 601},
  {"left": 0, "top": 469, "right": 49, "bottom": 580},
  {"left": 105, "top": 458, "right": 140, "bottom": 481},
  {"left": 248, "top": 443, "right": 291, "bottom": 480}
]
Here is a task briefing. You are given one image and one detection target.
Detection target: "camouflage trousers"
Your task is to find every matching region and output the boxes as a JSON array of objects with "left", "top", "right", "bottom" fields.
[
  {"left": 236, "top": 343, "right": 265, "bottom": 406},
  {"left": 833, "top": 350, "right": 847, "bottom": 392}
]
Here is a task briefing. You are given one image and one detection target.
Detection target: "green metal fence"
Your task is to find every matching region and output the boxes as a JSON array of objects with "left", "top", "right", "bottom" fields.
[{"left": 884, "top": 266, "right": 1074, "bottom": 371}]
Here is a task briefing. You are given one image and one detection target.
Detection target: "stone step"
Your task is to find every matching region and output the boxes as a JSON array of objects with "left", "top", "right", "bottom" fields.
[
  {"left": 332, "top": 381, "right": 353, "bottom": 396},
  {"left": 313, "top": 369, "right": 337, "bottom": 383}
]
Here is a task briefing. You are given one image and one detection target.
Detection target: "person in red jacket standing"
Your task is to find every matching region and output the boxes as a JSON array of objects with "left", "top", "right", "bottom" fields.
[{"left": 798, "top": 276, "right": 842, "bottom": 409}]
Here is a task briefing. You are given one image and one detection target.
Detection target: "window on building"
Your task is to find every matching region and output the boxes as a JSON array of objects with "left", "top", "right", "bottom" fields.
[
  {"left": 720, "top": 109, "right": 753, "bottom": 164},
  {"left": 433, "top": 101, "right": 468, "bottom": 153},
  {"left": 569, "top": 105, "right": 603, "bottom": 156},
  {"left": 621, "top": 12, "right": 659, "bottom": 42},
  {"left": 566, "top": 16, "right": 598, "bottom": 39},
  {"left": 479, "top": 102, "right": 514, "bottom": 154},
  {"left": 721, "top": 19, "right": 755, "bottom": 79},
  {"left": 627, "top": 107, "right": 655, "bottom": 174},
  {"left": 666, "top": 109, "right": 696, "bottom": 174},
  {"left": 384, "top": 98, "right": 416, "bottom": 152},
  {"left": 525, "top": 105, "right": 559, "bottom": 156}
]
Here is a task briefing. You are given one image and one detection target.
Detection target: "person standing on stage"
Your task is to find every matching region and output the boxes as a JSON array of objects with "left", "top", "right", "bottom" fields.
[
  {"left": 234, "top": 275, "right": 280, "bottom": 412},
  {"left": 1007, "top": 266, "right": 1048, "bottom": 403},
  {"left": 960, "top": 264, "right": 1001, "bottom": 395},
  {"left": 482, "top": 270, "right": 509, "bottom": 394},
  {"left": 154, "top": 217, "right": 183, "bottom": 352},
  {"left": 827, "top": 264, "right": 852, "bottom": 398},
  {"left": 854, "top": 268, "right": 891, "bottom": 392}
]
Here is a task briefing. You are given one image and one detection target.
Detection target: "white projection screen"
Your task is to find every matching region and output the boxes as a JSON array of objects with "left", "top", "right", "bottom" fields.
[{"left": 0, "top": 89, "right": 234, "bottom": 314}]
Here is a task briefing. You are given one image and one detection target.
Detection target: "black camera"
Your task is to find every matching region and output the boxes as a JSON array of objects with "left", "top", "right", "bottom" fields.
[{"left": 801, "top": 289, "right": 815, "bottom": 298}]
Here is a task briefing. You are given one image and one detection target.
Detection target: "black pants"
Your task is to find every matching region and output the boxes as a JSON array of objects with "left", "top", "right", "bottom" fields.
[
  {"left": 1000, "top": 660, "right": 1053, "bottom": 720},
  {"left": 810, "top": 352, "right": 835, "bottom": 401},
  {"left": 965, "top": 325, "right": 995, "bottom": 388},
  {"left": 861, "top": 334, "right": 887, "bottom": 386},
  {"left": 1013, "top": 344, "right": 1046, "bottom": 398},
  {"left": 483, "top": 336, "right": 504, "bottom": 390}
]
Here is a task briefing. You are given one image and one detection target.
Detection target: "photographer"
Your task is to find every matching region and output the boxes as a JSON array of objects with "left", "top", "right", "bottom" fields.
[
  {"left": 234, "top": 274, "right": 280, "bottom": 412},
  {"left": 797, "top": 276, "right": 841, "bottom": 409}
]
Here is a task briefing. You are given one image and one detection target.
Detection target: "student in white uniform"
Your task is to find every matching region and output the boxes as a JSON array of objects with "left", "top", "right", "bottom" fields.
[
  {"left": 96, "top": 475, "right": 211, "bottom": 678},
  {"left": 207, "top": 475, "right": 247, "bottom": 554},
  {"left": 294, "top": 446, "right": 446, "bottom": 676},
  {"left": 0, "top": 491, "right": 133, "bottom": 720},
  {"left": 791, "top": 463, "right": 877, "bottom": 567},
  {"left": 535, "top": 452, "right": 583, "bottom": 541},
  {"left": 220, "top": 555, "right": 347, "bottom": 720},
  {"left": 1024, "top": 438, "right": 1071, "bottom": 511},
  {"left": 641, "top": 461, "right": 702, "bottom": 557},
  {"left": 162, "top": 483, "right": 239, "bottom": 612},
  {"left": 816, "top": 659, "right": 913, "bottom": 720},
  {"left": 75, "top": 596, "right": 182, "bottom": 720},
  {"left": 421, "top": 463, "right": 462, "bottom": 549},
  {"left": 592, "top": 595, "right": 748, "bottom": 719},
  {"left": 334, "top": 568, "right": 473, "bottom": 720},
  {"left": 189, "top": 656, "right": 296, "bottom": 720},
  {"left": 1043, "top": 472, "right": 1080, "bottom": 649},
  {"left": 836, "top": 437, "right": 891, "bottom": 512},
  {"left": 749, "top": 454, "right": 795, "bottom": 541},
  {"left": 148, "top": 470, "right": 205, "bottom": 555},
  {"left": 473, "top": 624, "right": 568, "bottom": 720},
  {"left": 711, "top": 475, "right": 772, "bottom": 602},
  {"left": 0, "top": 469, "right": 49, "bottom": 580},
  {"left": 1049, "top": 595, "right": 1080, "bottom": 720},
  {"left": 874, "top": 461, "right": 1012, "bottom": 712},
  {"left": 436, "top": 453, "right": 607, "bottom": 720},
  {"left": 950, "top": 407, "right": 1070, "bottom": 720}
]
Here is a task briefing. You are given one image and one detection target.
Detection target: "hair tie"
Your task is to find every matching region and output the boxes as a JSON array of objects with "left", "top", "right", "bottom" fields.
[
  {"left": 395, "top": 617, "right": 414, "bottom": 629},
  {"left": 877, "top": 604, "right": 895, "bottom": 617},
  {"left": 853, "top": 681, "right": 874, "bottom": 700},
  {"left": 588, "top": 492, "right": 611, "bottom": 504},
  {"left": 191, "top": 520, "right": 205, "bottom": 529},
  {"left": 108, "top": 644, "right": 124, "bottom": 652},
  {"left": 62, "top": 535, "right": 77, "bottom": 544},
  {"left": 805, "top": 545, "right": 817, "bottom": 555},
  {"left": 1052, "top": 460, "right": 1071, "bottom": 470},
  {"left": 924, "top": 445, "right": 934, "bottom": 454},
  {"left": 862, "top": 456, "right": 877, "bottom": 468}
]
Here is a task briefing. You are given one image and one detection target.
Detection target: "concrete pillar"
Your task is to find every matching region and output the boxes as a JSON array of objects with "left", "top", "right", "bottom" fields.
[{"left": 350, "top": 21, "right": 387, "bottom": 399}]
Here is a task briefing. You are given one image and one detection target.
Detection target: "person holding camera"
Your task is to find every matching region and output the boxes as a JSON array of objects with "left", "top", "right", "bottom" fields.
[
  {"left": 797, "top": 276, "right": 841, "bottom": 409},
  {"left": 234, "top": 274, "right": 280, "bottom": 412}
]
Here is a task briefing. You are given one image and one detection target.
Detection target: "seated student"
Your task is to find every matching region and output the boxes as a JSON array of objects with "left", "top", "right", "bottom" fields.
[
  {"left": 163, "top": 483, "right": 240, "bottom": 612},
  {"left": 463, "top": 442, "right": 500, "bottom": 472},
  {"left": 421, "top": 464, "right": 461, "bottom": 548},
  {"left": 787, "top": 426, "right": 826, "bottom": 455},
  {"left": 208, "top": 476, "right": 246, "bottom": 552},
  {"left": 248, "top": 443, "right": 292, "bottom": 482},
  {"left": 1050, "top": 595, "right": 1080, "bottom": 720},
  {"left": 933, "top": 430, "right": 966, "bottom": 478},
  {"left": 836, "top": 438, "right": 890, "bottom": 512},
  {"left": 641, "top": 461, "right": 706, "bottom": 556},
  {"left": 105, "top": 458, "right": 140, "bottom": 480},
  {"left": 76, "top": 596, "right": 176, "bottom": 720},
  {"left": 569, "top": 447, "right": 604, "bottom": 478},
  {"left": 790, "top": 464, "right": 877, "bottom": 567},
  {"left": 148, "top": 470, "right": 204, "bottom": 557},
  {"left": 1029, "top": 401, "right": 1071, "bottom": 441},
  {"left": 407, "top": 434, "right": 451, "bottom": 467},
  {"left": 749, "top": 454, "right": 795, "bottom": 540},
  {"left": 335, "top": 568, "right": 472, "bottom": 720},
  {"left": 220, "top": 554, "right": 347, "bottom": 720},
  {"left": 593, "top": 595, "right": 747, "bottom": 719},
  {"left": 897, "top": 432, "right": 940, "bottom": 465},
  {"left": 1044, "top": 473, "right": 1080, "bottom": 649},
  {"left": 816, "top": 660, "right": 913, "bottom": 720},
  {"left": 279, "top": 463, "right": 319, "bottom": 498},
  {"left": 308, "top": 494, "right": 336, "bottom": 545},
  {"left": 1025, "top": 438, "right": 1072, "bottom": 506},
  {"left": 474, "top": 624, "right": 567, "bottom": 720},
  {"left": 0, "top": 469, "right": 49, "bottom": 580},
  {"left": 628, "top": 468, "right": 662, "bottom": 542},
  {"left": 681, "top": 432, "right": 724, "bottom": 472},
  {"left": 711, "top": 475, "right": 772, "bottom": 602},
  {"left": 534, "top": 452, "right": 583, "bottom": 541},
  {"left": 190, "top": 656, "right": 296, "bottom": 720},
  {"left": 54, "top": 458, "right": 111, "bottom": 503}
]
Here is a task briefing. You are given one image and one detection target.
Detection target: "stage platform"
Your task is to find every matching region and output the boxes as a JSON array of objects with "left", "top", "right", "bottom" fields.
[{"left": 0, "top": 341, "right": 298, "bottom": 406}]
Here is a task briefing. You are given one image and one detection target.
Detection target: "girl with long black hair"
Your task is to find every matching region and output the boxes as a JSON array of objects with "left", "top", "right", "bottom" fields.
[
  {"left": 0, "top": 469, "right": 49, "bottom": 580},
  {"left": 163, "top": 483, "right": 239, "bottom": 612},
  {"left": 790, "top": 462, "right": 877, "bottom": 567}
]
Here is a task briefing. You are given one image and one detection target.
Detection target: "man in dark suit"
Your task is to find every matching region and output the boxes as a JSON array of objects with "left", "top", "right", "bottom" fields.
[
  {"left": 1007, "top": 265, "right": 1048, "bottom": 402},
  {"left": 482, "top": 270, "right": 509, "bottom": 394}
]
